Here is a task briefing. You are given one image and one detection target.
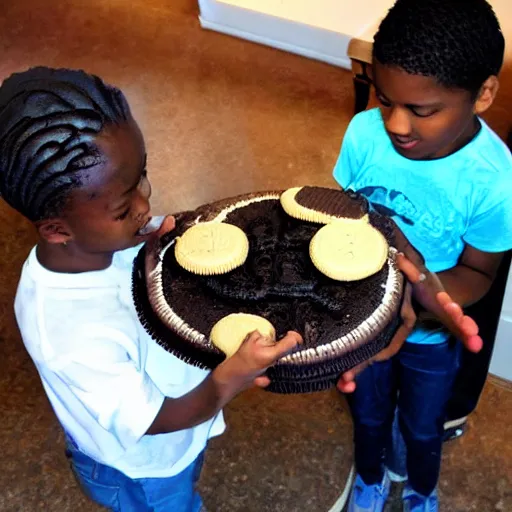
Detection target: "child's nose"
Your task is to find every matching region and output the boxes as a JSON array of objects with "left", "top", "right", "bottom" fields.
[
  {"left": 385, "top": 106, "right": 412, "bottom": 136},
  {"left": 134, "top": 199, "right": 151, "bottom": 223},
  {"left": 133, "top": 177, "right": 152, "bottom": 218},
  {"left": 137, "top": 174, "right": 152, "bottom": 200}
]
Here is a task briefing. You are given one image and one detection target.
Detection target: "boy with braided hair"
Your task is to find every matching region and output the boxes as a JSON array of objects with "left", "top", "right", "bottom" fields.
[{"left": 1, "top": 67, "right": 304, "bottom": 511}]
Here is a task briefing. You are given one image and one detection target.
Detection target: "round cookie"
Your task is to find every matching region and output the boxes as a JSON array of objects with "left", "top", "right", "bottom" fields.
[
  {"left": 210, "top": 313, "right": 276, "bottom": 357},
  {"left": 175, "top": 222, "right": 249, "bottom": 275},
  {"left": 310, "top": 220, "right": 389, "bottom": 281},
  {"left": 280, "top": 186, "right": 369, "bottom": 224}
]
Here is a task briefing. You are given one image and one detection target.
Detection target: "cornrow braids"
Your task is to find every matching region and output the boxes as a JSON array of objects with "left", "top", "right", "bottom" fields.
[
  {"left": 373, "top": 0, "right": 505, "bottom": 94},
  {"left": 0, "top": 67, "right": 131, "bottom": 221}
]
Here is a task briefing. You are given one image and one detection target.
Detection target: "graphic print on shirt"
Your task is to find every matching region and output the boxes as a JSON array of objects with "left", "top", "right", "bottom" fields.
[
  {"left": 357, "top": 186, "right": 416, "bottom": 226},
  {"left": 347, "top": 180, "right": 466, "bottom": 271}
]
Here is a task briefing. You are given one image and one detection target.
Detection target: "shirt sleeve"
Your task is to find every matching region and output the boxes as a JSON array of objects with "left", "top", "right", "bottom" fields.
[
  {"left": 463, "top": 176, "right": 512, "bottom": 253},
  {"left": 332, "top": 116, "right": 363, "bottom": 189},
  {"left": 54, "top": 325, "right": 165, "bottom": 450}
]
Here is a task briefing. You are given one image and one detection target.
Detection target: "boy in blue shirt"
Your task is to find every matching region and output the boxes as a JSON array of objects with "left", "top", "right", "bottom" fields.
[{"left": 333, "top": 1, "right": 512, "bottom": 511}]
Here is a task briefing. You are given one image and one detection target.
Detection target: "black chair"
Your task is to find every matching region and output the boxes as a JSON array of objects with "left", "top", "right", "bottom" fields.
[
  {"left": 445, "top": 251, "right": 511, "bottom": 423},
  {"left": 445, "top": 128, "right": 512, "bottom": 424}
]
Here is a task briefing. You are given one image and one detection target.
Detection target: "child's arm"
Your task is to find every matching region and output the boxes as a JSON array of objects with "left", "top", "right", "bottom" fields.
[
  {"left": 436, "top": 245, "right": 503, "bottom": 306},
  {"left": 146, "top": 330, "right": 301, "bottom": 435},
  {"left": 144, "top": 217, "right": 302, "bottom": 433},
  {"left": 142, "top": 216, "right": 303, "bottom": 434}
]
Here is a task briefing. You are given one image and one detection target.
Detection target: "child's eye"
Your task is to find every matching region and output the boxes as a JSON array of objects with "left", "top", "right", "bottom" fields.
[
  {"left": 115, "top": 208, "right": 130, "bottom": 221},
  {"left": 377, "top": 95, "right": 391, "bottom": 107},
  {"left": 410, "top": 108, "right": 438, "bottom": 118}
]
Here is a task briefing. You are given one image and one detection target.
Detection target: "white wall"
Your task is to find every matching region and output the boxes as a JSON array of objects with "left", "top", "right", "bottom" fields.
[
  {"left": 218, "top": 0, "right": 512, "bottom": 51},
  {"left": 490, "top": 271, "right": 512, "bottom": 381},
  {"left": 218, "top": 0, "right": 393, "bottom": 36}
]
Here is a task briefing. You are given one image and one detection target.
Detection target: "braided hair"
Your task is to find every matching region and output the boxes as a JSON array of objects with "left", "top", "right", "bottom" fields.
[
  {"left": 373, "top": 0, "right": 505, "bottom": 94},
  {"left": 0, "top": 67, "right": 131, "bottom": 221}
]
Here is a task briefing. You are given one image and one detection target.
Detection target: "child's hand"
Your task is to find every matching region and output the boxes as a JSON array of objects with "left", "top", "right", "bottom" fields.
[
  {"left": 337, "top": 278, "right": 416, "bottom": 393},
  {"left": 148, "top": 330, "right": 301, "bottom": 434},
  {"left": 386, "top": 222, "right": 481, "bottom": 350},
  {"left": 154, "top": 215, "right": 176, "bottom": 237},
  {"left": 399, "top": 256, "right": 482, "bottom": 353},
  {"left": 213, "top": 330, "right": 303, "bottom": 393},
  {"left": 337, "top": 253, "right": 482, "bottom": 393},
  {"left": 145, "top": 215, "right": 176, "bottom": 277}
]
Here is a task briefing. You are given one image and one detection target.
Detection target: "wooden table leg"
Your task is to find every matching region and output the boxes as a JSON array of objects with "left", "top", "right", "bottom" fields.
[{"left": 351, "top": 60, "right": 372, "bottom": 114}]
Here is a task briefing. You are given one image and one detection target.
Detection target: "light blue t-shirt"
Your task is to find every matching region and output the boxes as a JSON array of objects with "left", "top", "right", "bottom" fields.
[{"left": 333, "top": 108, "right": 512, "bottom": 344}]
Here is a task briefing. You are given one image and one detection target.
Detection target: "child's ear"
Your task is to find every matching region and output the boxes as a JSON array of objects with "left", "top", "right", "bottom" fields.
[
  {"left": 473, "top": 76, "right": 499, "bottom": 115},
  {"left": 36, "top": 219, "right": 73, "bottom": 245}
]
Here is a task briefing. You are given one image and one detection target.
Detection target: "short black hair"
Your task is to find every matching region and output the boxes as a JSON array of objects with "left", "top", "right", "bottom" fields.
[
  {"left": 0, "top": 67, "right": 131, "bottom": 221},
  {"left": 373, "top": 0, "right": 505, "bottom": 94}
]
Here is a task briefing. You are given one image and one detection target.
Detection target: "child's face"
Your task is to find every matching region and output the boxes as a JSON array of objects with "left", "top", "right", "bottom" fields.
[
  {"left": 372, "top": 62, "right": 478, "bottom": 160},
  {"left": 59, "top": 119, "right": 154, "bottom": 254}
]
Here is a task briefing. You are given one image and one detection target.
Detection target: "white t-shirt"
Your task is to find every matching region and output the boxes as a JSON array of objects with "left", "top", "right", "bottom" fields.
[{"left": 14, "top": 245, "right": 225, "bottom": 479}]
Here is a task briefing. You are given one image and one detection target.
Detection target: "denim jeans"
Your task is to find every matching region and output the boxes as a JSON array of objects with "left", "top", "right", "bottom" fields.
[
  {"left": 66, "top": 440, "right": 205, "bottom": 512},
  {"left": 347, "top": 340, "right": 461, "bottom": 497}
]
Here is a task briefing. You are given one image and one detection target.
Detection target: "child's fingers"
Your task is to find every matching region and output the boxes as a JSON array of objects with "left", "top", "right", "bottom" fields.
[
  {"left": 145, "top": 217, "right": 176, "bottom": 274},
  {"left": 441, "top": 300, "right": 464, "bottom": 322},
  {"left": 342, "top": 369, "right": 356, "bottom": 382},
  {"left": 337, "top": 362, "right": 369, "bottom": 393},
  {"left": 459, "top": 315, "right": 479, "bottom": 336},
  {"left": 464, "top": 334, "right": 484, "bottom": 353},
  {"left": 396, "top": 253, "right": 425, "bottom": 284},
  {"left": 443, "top": 303, "right": 479, "bottom": 336},
  {"left": 438, "top": 292, "right": 479, "bottom": 337},
  {"left": 253, "top": 375, "right": 271, "bottom": 388},
  {"left": 241, "top": 330, "right": 265, "bottom": 347},
  {"left": 337, "top": 379, "right": 356, "bottom": 393},
  {"left": 400, "top": 282, "right": 416, "bottom": 327},
  {"left": 271, "top": 331, "right": 303, "bottom": 358},
  {"left": 436, "top": 292, "right": 482, "bottom": 352},
  {"left": 336, "top": 313, "right": 414, "bottom": 394},
  {"left": 436, "top": 291, "right": 454, "bottom": 308},
  {"left": 156, "top": 215, "right": 176, "bottom": 237},
  {"left": 453, "top": 309, "right": 479, "bottom": 337}
]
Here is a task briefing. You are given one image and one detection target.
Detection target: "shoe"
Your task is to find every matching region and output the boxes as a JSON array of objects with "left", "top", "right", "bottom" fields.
[
  {"left": 386, "top": 467, "right": 408, "bottom": 483},
  {"left": 347, "top": 472, "right": 390, "bottom": 512},
  {"left": 402, "top": 485, "right": 438, "bottom": 512},
  {"left": 443, "top": 417, "right": 467, "bottom": 442},
  {"left": 443, "top": 422, "right": 467, "bottom": 442}
]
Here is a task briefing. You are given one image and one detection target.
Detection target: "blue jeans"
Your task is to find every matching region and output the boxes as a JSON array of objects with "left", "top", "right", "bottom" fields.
[
  {"left": 347, "top": 340, "right": 461, "bottom": 497},
  {"left": 66, "top": 440, "right": 205, "bottom": 512}
]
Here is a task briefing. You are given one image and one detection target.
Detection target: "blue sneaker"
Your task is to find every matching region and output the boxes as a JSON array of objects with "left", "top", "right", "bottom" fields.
[
  {"left": 348, "top": 472, "right": 390, "bottom": 512},
  {"left": 402, "top": 485, "right": 439, "bottom": 512}
]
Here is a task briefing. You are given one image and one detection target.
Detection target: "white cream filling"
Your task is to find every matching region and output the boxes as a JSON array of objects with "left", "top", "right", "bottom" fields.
[{"left": 146, "top": 194, "right": 402, "bottom": 365}]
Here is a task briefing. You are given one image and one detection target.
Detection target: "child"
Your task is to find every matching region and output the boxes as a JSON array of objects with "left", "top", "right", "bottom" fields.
[
  {"left": 0, "top": 67, "right": 478, "bottom": 511},
  {"left": 0, "top": 67, "right": 304, "bottom": 512},
  {"left": 333, "top": 1, "right": 512, "bottom": 511}
]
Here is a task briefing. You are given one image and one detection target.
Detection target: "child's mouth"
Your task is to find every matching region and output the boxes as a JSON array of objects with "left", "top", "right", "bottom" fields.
[
  {"left": 392, "top": 135, "right": 420, "bottom": 151},
  {"left": 136, "top": 216, "right": 165, "bottom": 237}
]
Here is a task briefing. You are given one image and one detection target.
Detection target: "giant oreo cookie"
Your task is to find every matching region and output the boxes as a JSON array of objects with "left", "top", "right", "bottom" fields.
[{"left": 132, "top": 187, "right": 404, "bottom": 393}]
